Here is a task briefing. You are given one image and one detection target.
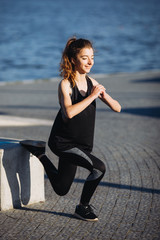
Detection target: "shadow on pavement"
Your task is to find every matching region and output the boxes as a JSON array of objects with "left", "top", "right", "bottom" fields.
[
  {"left": 15, "top": 206, "right": 77, "bottom": 219},
  {"left": 131, "top": 77, "right": 160, "bottom": 84},
  {"left": 121, "top": 106, "right": 160, "bottom": 118},
  {"left": 16, "top": 178, "right": 160, "bottom": 217},
  {"left": 0, "top": 112, "right": 10, "bottom": 115},
  {"left": 1, "top": 140, "right": 31, "bottom": 209},
  {"left": 97, "top": 106, "right": 160, "bottom": 118},
  {"left": 0, "top": 105, "right": 58, "bottom": 110},
  {"left": 74, "top": 179, "right": 160, "bottom": 194},
  {"left": 0, "top": 89, "right": 57, "bottom": 94}
]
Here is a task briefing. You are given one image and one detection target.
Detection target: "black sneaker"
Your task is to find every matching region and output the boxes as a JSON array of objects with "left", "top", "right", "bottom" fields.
[
  {"left": 74, "top": 204, "right": 98, "bottom": 222},
  {"left": 20, "top": 140, "right": 46, "bottom": 157}
]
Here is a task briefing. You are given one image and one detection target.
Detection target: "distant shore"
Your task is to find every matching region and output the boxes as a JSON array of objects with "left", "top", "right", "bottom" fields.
[{"left": 0, "top": 69, "right": 160, "bottom": 86}]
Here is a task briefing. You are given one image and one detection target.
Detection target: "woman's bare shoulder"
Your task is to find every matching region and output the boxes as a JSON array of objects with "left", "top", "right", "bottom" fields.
[
  {"left": 59, "top": 79, "right": 72, "bottom": 95},
  {"left": 88, "top": 76, "right": 99, "bottom": 86}
]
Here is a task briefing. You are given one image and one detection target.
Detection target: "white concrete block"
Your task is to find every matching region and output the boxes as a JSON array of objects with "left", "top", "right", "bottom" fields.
[{"left": 0, "top": 138, "right": 45, "bottom": 211}]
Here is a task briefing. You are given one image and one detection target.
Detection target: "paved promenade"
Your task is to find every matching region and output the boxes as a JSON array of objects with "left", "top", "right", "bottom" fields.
[{"left": 0, "top": 70, "right": 160, "bottom": 239}]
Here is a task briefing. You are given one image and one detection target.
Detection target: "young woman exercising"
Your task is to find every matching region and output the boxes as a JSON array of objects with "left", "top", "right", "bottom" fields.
[{"left": 21, "top": 37, "right": 121, "bottom": 221}]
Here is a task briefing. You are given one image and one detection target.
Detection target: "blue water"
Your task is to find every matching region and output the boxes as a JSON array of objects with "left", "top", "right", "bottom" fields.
[{"left": 0, "top": 0, "right": 160, "bottom": 82}]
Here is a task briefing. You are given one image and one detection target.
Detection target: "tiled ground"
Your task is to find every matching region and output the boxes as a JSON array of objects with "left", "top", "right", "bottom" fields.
[{"left": 0, "top": 71, "right": 160, "bottom": 239}]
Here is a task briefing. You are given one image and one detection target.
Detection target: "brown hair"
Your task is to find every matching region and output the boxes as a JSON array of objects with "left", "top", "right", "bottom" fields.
[{"left": 59, "top": 37, "right": 93, "bottom": 87}]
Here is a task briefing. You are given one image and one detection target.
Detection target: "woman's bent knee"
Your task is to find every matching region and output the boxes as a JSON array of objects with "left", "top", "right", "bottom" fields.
[
  {"left": 86, "top": 163, "right": 106, "bottom": 182},
  {"left": 54, "top": 187, "right": 70, "bottom": 196},
  {"left": 101, "top": 162, "right": 106, "bottom": 174},
  {"left": 97, "top": 161, "right": 106, "bottom": 175}
]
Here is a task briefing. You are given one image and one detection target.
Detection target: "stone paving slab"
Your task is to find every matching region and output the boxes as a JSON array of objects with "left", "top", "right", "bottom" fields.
[{"left": 0, "top": 70, "right": 160, "bottom": 239}]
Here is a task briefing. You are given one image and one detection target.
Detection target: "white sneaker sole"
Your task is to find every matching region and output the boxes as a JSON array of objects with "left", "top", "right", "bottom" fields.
[{"left": 74, "top": 213, "right": 98, "bottom": 222}]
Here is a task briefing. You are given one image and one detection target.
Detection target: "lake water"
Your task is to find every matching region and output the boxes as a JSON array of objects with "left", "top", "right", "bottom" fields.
[{"left": 0, "top": 0, "right": 160, "bottom": 82}]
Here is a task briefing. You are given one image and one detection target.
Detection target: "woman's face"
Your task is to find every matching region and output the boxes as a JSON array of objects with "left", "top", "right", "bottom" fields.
[{"left": 74, "top": 47, "right": 94, "bottom": 74}]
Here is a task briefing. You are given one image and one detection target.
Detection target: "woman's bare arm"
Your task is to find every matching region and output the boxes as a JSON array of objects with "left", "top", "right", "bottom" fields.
[
  {"left": 59, "top": 79, "right": 105, "bottom": 119},
  {"left": 90, "top": 77, "right": 121, "bottom": 113}
]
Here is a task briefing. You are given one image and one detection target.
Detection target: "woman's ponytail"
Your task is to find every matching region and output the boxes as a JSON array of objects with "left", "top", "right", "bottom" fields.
[{"left": 60, "top": 37, "right": 77, "bottom": 87}]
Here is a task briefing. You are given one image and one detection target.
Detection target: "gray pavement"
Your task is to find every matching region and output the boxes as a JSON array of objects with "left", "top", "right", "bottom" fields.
[{"left": 0, "top": 70, "right": 160, "bottom": 240}]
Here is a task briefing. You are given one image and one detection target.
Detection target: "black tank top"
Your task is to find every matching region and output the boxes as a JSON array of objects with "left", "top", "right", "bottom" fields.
[{"left": 48, "top": 75, "right": 96, "bottom": 152}]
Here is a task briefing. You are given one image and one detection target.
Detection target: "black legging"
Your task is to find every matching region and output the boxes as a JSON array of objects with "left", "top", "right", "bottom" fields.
[{"left": 39, "top": 147, "right": 106, "bottom": 205}]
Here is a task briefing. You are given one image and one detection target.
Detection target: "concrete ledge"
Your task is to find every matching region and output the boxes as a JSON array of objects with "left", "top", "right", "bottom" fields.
[{"left": 0, "top": 138, "right": 45, "bottom": 211}]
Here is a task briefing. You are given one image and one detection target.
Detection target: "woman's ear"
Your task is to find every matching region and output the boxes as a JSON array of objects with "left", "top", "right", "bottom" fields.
[{"left": 71, "top": 58, "right": 76, "bottom": 65}]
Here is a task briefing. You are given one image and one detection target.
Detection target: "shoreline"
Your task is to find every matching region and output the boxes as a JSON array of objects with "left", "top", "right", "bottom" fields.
[{"left": 0, "top": 69, "right": 160, "bottom": 86}]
